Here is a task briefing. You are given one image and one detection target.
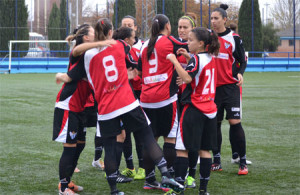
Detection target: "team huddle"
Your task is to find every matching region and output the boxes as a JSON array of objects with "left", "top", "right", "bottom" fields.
[{"left": 52, "top": 4, "right": 249, "bottom": 195}]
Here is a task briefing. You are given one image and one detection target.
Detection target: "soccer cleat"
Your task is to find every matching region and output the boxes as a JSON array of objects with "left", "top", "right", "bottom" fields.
[
  {"left": 164, "top": 189, "right": 184, "bottom": 195},
  {"left": 134, "top": 168, "right": 145, "bottom": 180},
  {"left": 238, "top": 164, "right": 248, "bottom": 175},
  {"left": 161, "top": 176, "right": 184, "bottom": 193},
  {"left": 92, "top": 158, "right": 105, "bottom": 170},
  {"left": 58, "top": 181, "right": 83, "bottom": 193},
  {"left": 185, "top": 176, "right": 196, "bottom": 189},
  {"left": 211, "top": 163, "right": 223, "bottom": 171},
  {"left": 199, "top": 190, "right": 210, "bottom": 195},
  {"left": 143, "top": 180, "right": 169, "bottom": 192},
  {"left": 121, "top": 168, "right": 136, "bottom": 178},
  {"left": 116, "top": 174, "right": 133, "bottom": 183},
  {"left": 231, "top": 157, "right": 252, "bottom": 165},
  {"left": 74, "top": 167, "right": 80, "bottom": 173},
  {"left": 59, "top": 188, "right": 79, "bottom": 195}
]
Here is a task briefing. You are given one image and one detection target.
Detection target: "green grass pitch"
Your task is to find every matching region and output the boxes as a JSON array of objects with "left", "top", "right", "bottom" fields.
[{"left": 0, "top": 72, "right": 299, "bottom": 195}]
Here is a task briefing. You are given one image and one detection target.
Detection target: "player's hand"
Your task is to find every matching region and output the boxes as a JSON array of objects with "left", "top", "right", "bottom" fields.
[
  {"left": 166, "top": 53, "right": 176, "bottom": 62},
  {"left": 55, "top": 73, "right": 63, "bottom": 84},
  {"left": 176, "top": 48, "right": 188, "bottom": 57},
  {"left": 127, "top": 68, "right": 137, "bottom": 80},
  {"left": 236, "top": 73, "right": 243, "bottom": 86},
  {"left": 176, "top": 76, "right": 183, "bottom": 86}
]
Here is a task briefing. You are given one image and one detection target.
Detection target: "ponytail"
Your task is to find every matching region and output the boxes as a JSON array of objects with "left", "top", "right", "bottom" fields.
[
  {"left": 191, "top": 27, "right": 220, "bottom": 56},
  {"left": 147, "top": 14, "right": 170, "bottom": 60},
  {"left": 66, "top": 24, "right": 91, "bottom": 46},
  {"left": 94, "top": 18, "right": 113, "bottom": 41}
]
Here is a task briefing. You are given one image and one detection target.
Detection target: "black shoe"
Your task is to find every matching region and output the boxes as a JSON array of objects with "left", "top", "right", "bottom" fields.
[
  {"left": 161, "top": 176, "right": 184, "bottom": 193},
  {"left": 199, "top": 190, "right": 209, "bottom": 195},
  {"left": 116, "top": 174, "right": 133, "bottom": 183}
]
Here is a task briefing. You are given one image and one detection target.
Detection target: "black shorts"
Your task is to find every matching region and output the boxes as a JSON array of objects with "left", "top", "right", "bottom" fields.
[
  {"left": 97, "top": 106, "right": 150, "bottom": 138},
  {"left": 52, "top": 108, "right": 86, "bottom": 143},
  {"left": 215, "top": 84, "right": 242, "bottom": 121},
  {"left": 143, "top": 101, "right": 178, "bottom": 138},
  {"left": 82, "top": 106, "right": 97, "bottom": 128},
  {"left": 176, "top": 105, "right": 217, "bottom": 151}
]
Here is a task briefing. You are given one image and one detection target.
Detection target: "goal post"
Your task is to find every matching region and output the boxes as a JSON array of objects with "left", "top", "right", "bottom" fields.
[{"left": 6, "top": 40, "right": 71, "bottom": 74}]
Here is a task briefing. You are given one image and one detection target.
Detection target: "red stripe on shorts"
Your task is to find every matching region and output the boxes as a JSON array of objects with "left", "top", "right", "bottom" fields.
[
  {"left": 180, "top": 105, "right": 189, "bottom": 144},
  {"left": 58, "top": 110, "right": 69, "bottom": 136}
]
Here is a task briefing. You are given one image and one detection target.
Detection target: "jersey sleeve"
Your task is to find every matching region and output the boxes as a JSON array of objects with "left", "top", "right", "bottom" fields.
[
  {"left": 168, "top": 36, "right": 189, "bottom": 56},
  {"left": 233, "top": 36, "right": 247, "bottom": 75},
  {"left": 137, "top": 57, "right": 142, "bottom": 71},
  {"left": 185, "top": 55, "right": 199, "bottom": 79},
  {"left": 118, "top": 39, "right": 131, "bottom": 55},
  {"left": 67, "top": 55, "right": 87, "bottom": 81},
  {"left": 126, "top": 53, "right": 138, "bottom": 69}
]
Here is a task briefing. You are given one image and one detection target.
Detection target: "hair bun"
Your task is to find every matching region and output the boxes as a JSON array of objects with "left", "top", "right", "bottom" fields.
[{"left": 220, "top": 4, "right": 229, "bottom": 10}]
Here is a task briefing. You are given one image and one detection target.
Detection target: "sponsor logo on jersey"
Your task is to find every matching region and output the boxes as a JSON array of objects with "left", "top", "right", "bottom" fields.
[
  {"left": 103, "top": 84, "right": 123, "bottom": 94},
  {"left": 225, "top": 42, "right": 231, "bottom": 49},
  {"left": 234, "top": 113, "right": 240, "bottom": 117},
  {"left": 144, "top": 73, "right": 168, "bottom": 84},
  {"left": 69, "top": 131, "right": 77, "bottom": 139},
  {"left": 231, "top": 107, "right": 240, "bottom": 112},
  {"left": 216, "top": 53, "right": 229, "bottom": 60}
]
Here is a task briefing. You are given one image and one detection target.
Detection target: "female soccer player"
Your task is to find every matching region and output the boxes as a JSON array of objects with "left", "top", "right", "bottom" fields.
[
  {"left": 210, "top": 4, "right": 249, "bottom": 175},
  {"left": 119, "top": 15, "right": 146, "bottom": 180},
  {"left": 177, "top": 14, "right": 200, "bottom": 189},
  {"left": 53, "top": 24, "right": 114, "bottom": 195},
  {"left": 81, "top": 18, "right": 183, "bottom": 195},
  {"left": 166, "top": 27, "right": 220, "bottom": 195},
  {"left": 137, "top": 14, "right": 188, "bottom": 191}
]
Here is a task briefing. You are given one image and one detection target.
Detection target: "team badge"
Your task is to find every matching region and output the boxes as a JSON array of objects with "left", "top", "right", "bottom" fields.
[
  {"left": 225, "top": 42, "right": 230, "bottom": 49},
  {"left": 69, "top": 131, "right": 77, "bottom": 139}
]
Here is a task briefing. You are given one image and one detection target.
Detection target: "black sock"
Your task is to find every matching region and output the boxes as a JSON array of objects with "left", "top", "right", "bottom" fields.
[
  {"left": 70, "top": 143, "right": 85, "bottom": 177},
  {"left": 103, "top": 136, "right": 119, "bottom": 194},
  {"left": 199, "top": 157, "right": 212, "bottom": 192},
  {"left": 163, "top": 142, "right": 176, "bottom": 169},
  {"left": 230, "top": 125, "right": 238, "bottom": 159},
  {"left": 115, "top": 142, "right": 124, "bottom": 168},
  {"left": 123, "top": 131, "right": 134, "bottom": 169},
  {"left": 59, "top": 147, "right": 76, "bottom": 191},
  {"left": 188, "top": 151, "right": 198, "bottom": 178},
  {"left": 230, "top": 123, "right": 246, "bottom": 165},
  {"left": 133, "top": 131, "right": 144, "bottom": 168},
  {"left": 94, "top": 135, "right": 104, "bottom": 161},
  {"left": 212, "top": 122, "right": 222, "bottom": 164},
  {"left": 174, "top": 157, "right": 189, "bottom": 185}
]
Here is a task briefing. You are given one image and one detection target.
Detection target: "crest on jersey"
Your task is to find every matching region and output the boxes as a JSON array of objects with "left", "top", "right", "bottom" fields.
[
  {"left": 225, "top": 42, "right": 230, "bottom": 49},
  {"left": 69, "top": 131, "right": 77, "bottom": 139}
]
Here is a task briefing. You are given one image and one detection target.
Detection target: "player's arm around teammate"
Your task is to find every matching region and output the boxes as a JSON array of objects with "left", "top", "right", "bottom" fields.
[{"left": 166, "top": 27, "right": 220, "bottom": 195}]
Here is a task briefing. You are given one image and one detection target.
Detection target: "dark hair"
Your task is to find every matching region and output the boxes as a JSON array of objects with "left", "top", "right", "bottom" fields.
[
  {"left": 179, "top": 13, "right": 196, "bottom": 28},
  {"left": 122, "top": 15, "right": 137, "bottom": 26},
  {"left": 94, "top": 18, "right": 113, "bottom": 41},
  {"left": 112, "top": 27, "right": 133, "bottom": 40},
  {"left": 213, "top": 4, "right": 229, "bottom": 18},
  {"left": 191, "top": 27, "right": 220, "bottom": 56},
  {"left": 147, "top": 14, "right": 170, "bottom": 60},
  {"left": 230, "top": 23, "right": 237, "bottom": 32},
  {"left": 66, "top": 24, "right": 91, "bottom": 46}
]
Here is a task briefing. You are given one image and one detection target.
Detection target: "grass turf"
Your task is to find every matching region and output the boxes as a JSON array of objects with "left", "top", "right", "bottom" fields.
[{"left": 0, "top": 72, "right": 299, "bottom": 195}]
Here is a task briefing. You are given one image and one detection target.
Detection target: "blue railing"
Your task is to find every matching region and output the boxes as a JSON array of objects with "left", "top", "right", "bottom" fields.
[{"left": 0, "top": 51, "right": 299, "bottom": 73}]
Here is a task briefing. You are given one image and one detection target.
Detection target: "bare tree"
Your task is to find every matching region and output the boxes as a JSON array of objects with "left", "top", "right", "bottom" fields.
[{"left": 270, "top": 0, "right": 300, "bottom": 29}]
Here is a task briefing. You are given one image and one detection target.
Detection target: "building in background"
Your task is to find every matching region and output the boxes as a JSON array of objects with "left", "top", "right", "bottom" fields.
[
  {"left": 273, "top": 25, "right": 300, "bottom": 57},
  {"left": 27, "top": 0, "right": 83, "bottom": 38}
]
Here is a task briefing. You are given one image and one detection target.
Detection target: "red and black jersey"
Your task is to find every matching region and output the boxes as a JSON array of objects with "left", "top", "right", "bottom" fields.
[
  {"left": 55, "top": 51, "right": 92, "bottom": 112},
  {"left": 181, "top": 52, "right": 217, "bottom": 117},
  {"left": 130, "top": 45, "right": 142, "bottom": 91},
  {"left": 215, "top": 28, "right": 247, "bottom": 87},
  {"left": 84, "top": 40, "right": 139, "bottom": 120},
  {"left": 138, "top": 35, "right": 188, "bottom": 108}
]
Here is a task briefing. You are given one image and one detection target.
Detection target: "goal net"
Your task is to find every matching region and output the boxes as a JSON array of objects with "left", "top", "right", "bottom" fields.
[{"left": 1, "top": 40, "right": 73, "bottom": 74}]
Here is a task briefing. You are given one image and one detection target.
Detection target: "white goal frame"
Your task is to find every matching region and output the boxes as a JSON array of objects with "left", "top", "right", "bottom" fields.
[{"left": 8, "top": 40, "right": 69, "bottom": 74}]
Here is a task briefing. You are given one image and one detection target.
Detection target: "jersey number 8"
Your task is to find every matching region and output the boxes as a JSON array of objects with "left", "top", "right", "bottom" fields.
[{"left": 103, "top": 55, "right": 118, "bottom": 82}]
